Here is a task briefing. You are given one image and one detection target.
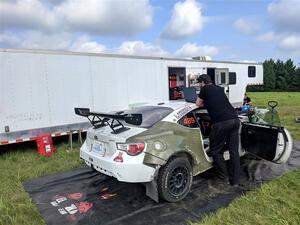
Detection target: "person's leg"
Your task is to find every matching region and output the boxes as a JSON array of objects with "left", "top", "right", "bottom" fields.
[
  {"left": 209, "top": 122, "right": 228, "bottom": 178},
  {"left": 227, "top": 119, "right": 240, "bottom": 185}
]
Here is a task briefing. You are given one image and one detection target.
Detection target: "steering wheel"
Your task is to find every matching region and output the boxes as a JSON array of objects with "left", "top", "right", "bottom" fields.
[
  {"left": 268, "top": 101, "right": 278, "bottom": 125},
  {"left": 268, "top": 101, "right": 278, "bottom": 109}
]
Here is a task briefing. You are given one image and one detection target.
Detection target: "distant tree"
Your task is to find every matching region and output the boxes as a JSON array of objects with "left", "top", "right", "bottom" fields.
[
  {"left": 284, "top": 59, "right": 297, "bottom": 90},
  {"left": 275, "top": 60, "right": 288, "bottom": 90},
  {"left": 263, "top": 59, "right": 276, "bottom": 90},
  {"left": 295, "top": 66, "right": 300, "bottom": 91}
]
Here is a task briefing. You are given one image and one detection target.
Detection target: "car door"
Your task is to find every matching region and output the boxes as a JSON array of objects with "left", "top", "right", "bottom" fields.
[{"left": 241, "top": 122, "right": 293, "bottom": 163}]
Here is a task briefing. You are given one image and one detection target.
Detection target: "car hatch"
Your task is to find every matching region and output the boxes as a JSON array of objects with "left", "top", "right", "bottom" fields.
[{"left": 86, "top": 125, "right": 147, "bottom": 156}]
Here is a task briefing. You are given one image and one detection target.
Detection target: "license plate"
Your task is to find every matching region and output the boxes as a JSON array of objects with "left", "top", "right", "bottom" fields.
[{"left": 92, "top": 141, "right": 106, "bottom": 157}]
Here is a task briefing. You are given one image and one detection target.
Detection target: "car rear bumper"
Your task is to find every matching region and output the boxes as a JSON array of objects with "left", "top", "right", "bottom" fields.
[{"left": 80, "top": 142, "right": 156, "bottom": 183}]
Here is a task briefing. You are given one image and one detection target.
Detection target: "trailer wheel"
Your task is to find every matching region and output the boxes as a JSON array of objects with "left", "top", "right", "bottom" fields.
[{"left": 157, "top": 157, "right": 193, "bottom": 202}]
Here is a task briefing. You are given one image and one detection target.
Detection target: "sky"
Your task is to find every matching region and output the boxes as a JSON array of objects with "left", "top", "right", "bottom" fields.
[{"left": 0, "top": 0, "right": 300, "bottom": 63}]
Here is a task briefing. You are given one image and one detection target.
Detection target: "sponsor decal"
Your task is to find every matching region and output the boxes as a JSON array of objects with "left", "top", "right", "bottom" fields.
[
  {"left": 100, "top": 193, "right": 117, "bottom": 200},
  {"left": 183, "top": 117, "right": 196, "bottom": 125},
  {"left": 67, "top": 192, "right": 83, "bottom": 200},
  {"left": 76, "top": 202, "right": 93, "bottom": 213},
  {"left": 50, "top": 193, "right": 93, "bottom": 221},
  {"left": 174, "top": 106, "right": 192, "bottom": 120},
  {"left": 99, "top": 186, "right": 117, "bottom": 199},
  {"left": 50, "top": 188, "right": 117, "bottom": 221}
]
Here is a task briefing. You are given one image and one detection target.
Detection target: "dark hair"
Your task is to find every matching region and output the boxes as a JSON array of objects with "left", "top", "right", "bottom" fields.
[{"left": 197, "top": 74, "right": 212, "bottom": 84}]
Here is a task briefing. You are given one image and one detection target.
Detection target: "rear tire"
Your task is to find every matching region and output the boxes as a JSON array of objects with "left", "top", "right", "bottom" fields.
[{"left": 157, "top": 157, "right": 193, "bottom": 202}]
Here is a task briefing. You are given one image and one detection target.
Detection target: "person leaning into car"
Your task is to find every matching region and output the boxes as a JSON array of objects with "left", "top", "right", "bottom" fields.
[{"left": 196, "top": 74, "right": 240, "bottom": 186}]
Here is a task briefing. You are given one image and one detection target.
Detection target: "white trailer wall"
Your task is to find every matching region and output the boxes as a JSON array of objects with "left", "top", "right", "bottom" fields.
[{"left": 0, "top": 49, "right": 263, "bottom": 143}]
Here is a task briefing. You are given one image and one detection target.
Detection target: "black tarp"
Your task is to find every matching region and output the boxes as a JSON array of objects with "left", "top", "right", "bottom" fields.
[{"left": 23, "top": 142, "right": 300, "bottom": 225}]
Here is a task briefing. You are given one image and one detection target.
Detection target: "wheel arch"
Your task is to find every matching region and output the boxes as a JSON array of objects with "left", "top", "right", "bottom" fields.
[{"left": 166, "top": 151, "right": 195, "bottom": 168}]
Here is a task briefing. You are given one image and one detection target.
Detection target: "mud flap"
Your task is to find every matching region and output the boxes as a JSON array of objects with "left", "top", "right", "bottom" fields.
[{"left": 145, "top": 179, "right": 159, "bottom": 203}]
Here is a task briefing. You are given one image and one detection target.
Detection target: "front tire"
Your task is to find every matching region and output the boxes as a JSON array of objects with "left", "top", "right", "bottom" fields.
[{"left": 157, "top": 157, "right": 193, "bottom": 202}]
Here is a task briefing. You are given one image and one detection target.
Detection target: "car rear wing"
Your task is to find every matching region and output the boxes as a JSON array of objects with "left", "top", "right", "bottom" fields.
[{"left": 74, "top": 108, "right": 142, "bottom": 134}]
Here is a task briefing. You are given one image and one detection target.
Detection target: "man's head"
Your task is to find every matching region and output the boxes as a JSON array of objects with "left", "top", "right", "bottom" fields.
[{"left": 197, "top": 74, "right": 212, "bottom": 87}]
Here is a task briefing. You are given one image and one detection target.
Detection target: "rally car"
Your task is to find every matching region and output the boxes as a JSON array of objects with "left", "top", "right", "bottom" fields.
[{"left": 75, "top": 101, "right": 293, "bottom": 203}]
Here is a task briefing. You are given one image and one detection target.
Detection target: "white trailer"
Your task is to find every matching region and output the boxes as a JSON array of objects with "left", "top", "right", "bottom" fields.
[{"left": 0, "top": 48, "right": 263, "bottom": 145}]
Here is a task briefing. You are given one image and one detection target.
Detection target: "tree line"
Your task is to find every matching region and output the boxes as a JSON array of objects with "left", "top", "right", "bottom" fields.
[{"left": 247, "top": 59, "right": 300, "bottom": 92}]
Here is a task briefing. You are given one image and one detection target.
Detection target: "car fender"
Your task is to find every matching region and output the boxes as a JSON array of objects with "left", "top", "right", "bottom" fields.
[{"left": 127, "top": 121, "right": 212, "bottom": 176}]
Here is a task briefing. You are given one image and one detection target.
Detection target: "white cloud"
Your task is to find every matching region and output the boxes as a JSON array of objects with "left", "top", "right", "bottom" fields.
[
  {"left": 14, "top": 32, "right": 73, "bottom": 50},
  {"left": 268, "top": 0, "right": 300, "bottom": 33},
  {"left": 0, "top": 0, "right": 153, "bottom": 36},
  {"left": 160, "top": 0, "right": 204, "bottom": 40},
  {"left": 115, "top": 41, "right": 169, "bottom": 57},
  {"left": 0, "top": 31, "right": 95, "bottom": 51},
  {"left": 0, "top": 31, "right": 170, "bottom": 56},
  {"left": 234, "top": 18, "right": 259, "bottom": 35},
  {"left": 0, "top": 32, "right": 20, "bottom": 47},
  {"left": 256, "top": 32, "right": 275, "bottom": 42},
  {"left": 278, "top": 35, "right": 300, "bottom": 52},
  {"left": 70, "top": 37, "right": 107, "bottom": 53},
  {"left": 240, "top": 60, "right": 257, "bottom": 63},
  {"left": 175, "top": 42, "right": 219, "bottom": 57},
  {"left": 56, "top": 0, "right": 153, "bottom": 35},
  {"left": 0, "top": 0, "right": 57, "bottom": 31}
]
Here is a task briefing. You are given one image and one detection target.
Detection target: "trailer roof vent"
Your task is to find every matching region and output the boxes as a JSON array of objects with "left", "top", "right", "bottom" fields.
[{"left": 192, "top": 56, "right": 212, "bottom": 61}]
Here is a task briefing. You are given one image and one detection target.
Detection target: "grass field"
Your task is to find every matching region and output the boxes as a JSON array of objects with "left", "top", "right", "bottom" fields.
[{"left": 0, "top": 92, "right": 299, "bottom": 225}]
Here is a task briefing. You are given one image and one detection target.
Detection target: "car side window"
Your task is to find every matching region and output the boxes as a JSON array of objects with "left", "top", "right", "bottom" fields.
[{"left": 178, "top": 112, "right": 199, "bottom": 128}]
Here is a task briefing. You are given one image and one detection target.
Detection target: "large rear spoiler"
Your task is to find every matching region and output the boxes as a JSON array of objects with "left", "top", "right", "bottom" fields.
[{"left": 74, "top": 108, "right": 142, "bottom": 134}]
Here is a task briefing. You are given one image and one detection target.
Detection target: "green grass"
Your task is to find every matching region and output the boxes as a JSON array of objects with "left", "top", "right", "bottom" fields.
[
  {"left": 0, "top": 141, "right": 83, "bottom": 225},
  {"left": 0, "top": 92, "right": 299, "bottom": 225}
]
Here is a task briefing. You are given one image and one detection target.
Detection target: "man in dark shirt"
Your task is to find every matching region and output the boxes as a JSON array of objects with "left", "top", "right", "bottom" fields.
[{"left": 196, "top": 74, "right": 240, "bottom": 186}]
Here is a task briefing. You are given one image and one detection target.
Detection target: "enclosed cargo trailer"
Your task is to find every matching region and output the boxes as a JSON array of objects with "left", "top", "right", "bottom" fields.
[{"left": 0, "top": 48, "right": 263, "bottom": 145}]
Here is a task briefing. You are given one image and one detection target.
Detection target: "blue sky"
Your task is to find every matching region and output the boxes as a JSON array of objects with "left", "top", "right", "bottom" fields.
[{"left": 0, "top": 0, "right": 299, "bottom": 63}]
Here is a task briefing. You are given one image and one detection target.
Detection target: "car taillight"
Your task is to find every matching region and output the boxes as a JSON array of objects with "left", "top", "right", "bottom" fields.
[{"left": 116, "top": 143, "right": 145, "bottom": 156}]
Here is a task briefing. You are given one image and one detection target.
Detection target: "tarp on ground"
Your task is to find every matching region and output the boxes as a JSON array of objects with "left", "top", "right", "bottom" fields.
[{"left": 23, "top": 142, "right": 300, "bottom": 225}]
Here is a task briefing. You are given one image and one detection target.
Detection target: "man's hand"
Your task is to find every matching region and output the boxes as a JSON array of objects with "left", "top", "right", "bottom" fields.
[{"left": 196, "top": 97, "right": 204, "bottom": 107}]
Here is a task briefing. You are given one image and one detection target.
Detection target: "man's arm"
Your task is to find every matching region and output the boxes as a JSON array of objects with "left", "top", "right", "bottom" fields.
[{"left": 196, "top": 97, "right": 204, "bottom": 107}]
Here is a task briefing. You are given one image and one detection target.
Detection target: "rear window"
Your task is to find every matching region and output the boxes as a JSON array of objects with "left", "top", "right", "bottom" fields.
[{"left": 123, "top": 106, "right": 174, "bottom": 128}]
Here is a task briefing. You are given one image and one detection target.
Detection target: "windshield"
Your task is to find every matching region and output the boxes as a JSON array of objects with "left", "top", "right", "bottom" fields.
[
  {"left": 250, "top": 108, "right": 281, "bottom": 127},
  {"left": 123, "top": 106, "right": 174, "bottom": 128}
]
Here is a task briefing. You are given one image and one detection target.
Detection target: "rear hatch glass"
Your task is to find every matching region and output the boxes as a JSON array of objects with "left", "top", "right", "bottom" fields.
[{"left": 121, "top": 106, "right": 173, "bottom": 128}]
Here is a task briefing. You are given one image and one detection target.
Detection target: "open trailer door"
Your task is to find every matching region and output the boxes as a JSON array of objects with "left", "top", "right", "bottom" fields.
[{"left": 241, "top": 103, "right": 293, "bottom": 164}]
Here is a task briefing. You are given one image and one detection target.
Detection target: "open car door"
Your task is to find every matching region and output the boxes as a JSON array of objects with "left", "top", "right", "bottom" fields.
[{"left": 241, "top": 104, "right": 293, "bottom": 163}]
